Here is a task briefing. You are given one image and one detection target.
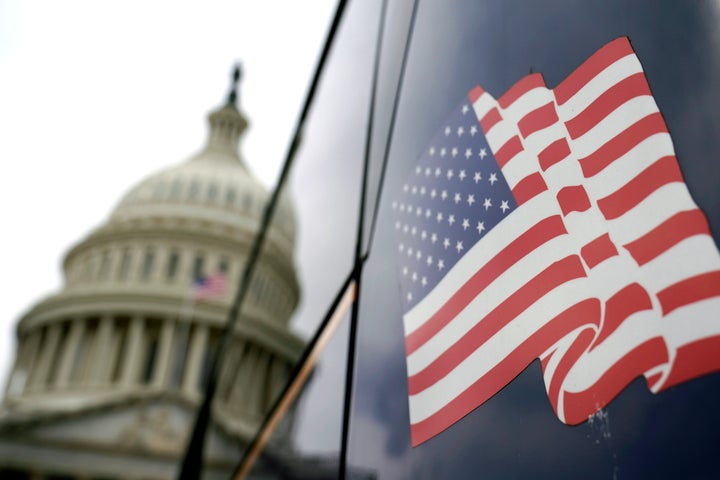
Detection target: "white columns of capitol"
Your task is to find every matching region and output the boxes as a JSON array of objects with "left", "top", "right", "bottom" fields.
[
  {"left": 121, "top": 315, "right": 144, "bottom": 386},
  {"left": 183, "top": 324, "right": 208, "bottom": 395},
  {"left": 55, "top": 318, "right": 85, "bottom": 388},
  {"left": 89, "top": 316, "right": 114, "bottom": 385},
  {"left": 27, "top": 323, "right": 61, "bottom": 391},
  {"left": 153, "top": 318, "right": 175, "bottom": 388}
]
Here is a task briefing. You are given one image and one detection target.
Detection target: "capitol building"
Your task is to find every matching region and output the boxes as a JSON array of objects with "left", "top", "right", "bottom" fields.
[{"left": 0, "top": 73, "right": 306, "bottom": 479}]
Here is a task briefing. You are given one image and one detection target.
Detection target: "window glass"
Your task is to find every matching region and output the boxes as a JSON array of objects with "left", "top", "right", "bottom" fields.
[
  {"left": 217, "top": 0, "right": 377, "bottom": 476},
  {"left": 246, "top": 310, "right": 351, "bottom": 478},
  {"left": 347, "top": 2, "right": 720, "bottom": 479}
]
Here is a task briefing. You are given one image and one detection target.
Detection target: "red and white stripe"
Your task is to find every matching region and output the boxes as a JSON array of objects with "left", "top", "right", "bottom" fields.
[
  {"left": 404, "top": 37, "right": 720, "bottom": 446},
  {"left": 193, "top": 273, "right": 227, "bottom": 301}
]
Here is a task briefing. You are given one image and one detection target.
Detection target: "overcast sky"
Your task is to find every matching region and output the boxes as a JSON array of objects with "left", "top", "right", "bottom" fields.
[{"left": 0, "top": 0, "right": 338, "bottom": 395}]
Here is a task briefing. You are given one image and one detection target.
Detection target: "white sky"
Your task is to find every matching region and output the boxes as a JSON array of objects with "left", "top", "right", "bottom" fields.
[{"left": 0, "top": 0, "right": 338, "bottom": 393}]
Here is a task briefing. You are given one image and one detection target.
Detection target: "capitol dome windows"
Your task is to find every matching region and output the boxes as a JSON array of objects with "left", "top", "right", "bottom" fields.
[
  {"left": 170, "top": 178, "right": 183, "bottom": 199},
  {"left": 192, "top": 253, "right": 205, "bottom": 279},
  {"left": 98, "top": 250, "right": 111, "bottom": 280},
  {"left": 218, "top": 257, "right": 229, "bottom": 274},
  {"left": 141, "top": 248, "right": 155, "bottom": 281},
  {"left": 188, "top": 180, "right": 200, "bottom": 201},
  {"left": 166, "top": 249, "right": 180, "bottom": 281},
  {"left": 207, "top": 182, "right": 218, "bottom": 202},
  {"left": 152, "top": 181, "right": 166, "bottom": 200},
  {"left": 112, "top": 176, "right": 276, "bottom": 217},
  {"left": 82, "top": 257, "right": 95, "bottom": 283},
  {"left": 60, "top": 243, "right": 257, "bottom": 301},
  {"left": 117, "top": 248, "right": 132, "bottom": 281},
  {"left": 225, "top": 186, "right": 236, "bottom": 207}
]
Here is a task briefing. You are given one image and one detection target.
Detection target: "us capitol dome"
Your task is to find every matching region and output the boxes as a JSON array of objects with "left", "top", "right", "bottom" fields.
[{"left": 0, "top": 69, "right": 306, "bottom": 479}]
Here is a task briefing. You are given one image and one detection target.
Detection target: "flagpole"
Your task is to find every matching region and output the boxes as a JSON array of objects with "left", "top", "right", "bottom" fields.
[{"left": 177, "top": 1, "right": 349, "bottom": 478}]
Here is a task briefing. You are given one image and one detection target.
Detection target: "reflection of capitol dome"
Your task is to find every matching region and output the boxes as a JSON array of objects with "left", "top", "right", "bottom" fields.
[{"left": 0, "top": 71, "right": 305, "bottom": 479}]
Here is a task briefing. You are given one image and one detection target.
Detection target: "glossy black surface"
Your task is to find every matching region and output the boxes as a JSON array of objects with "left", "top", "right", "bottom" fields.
[{"left": 348, "top": 1, "right": 720, "bottom": 478}]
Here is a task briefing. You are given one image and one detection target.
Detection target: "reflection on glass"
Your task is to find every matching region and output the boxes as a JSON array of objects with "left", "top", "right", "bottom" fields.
[
  {"left": 245, "top": 310, "right": 379, "bottom": 480},
  {"left": 0, "top": 1, "right": 373, "bottom": 476}
]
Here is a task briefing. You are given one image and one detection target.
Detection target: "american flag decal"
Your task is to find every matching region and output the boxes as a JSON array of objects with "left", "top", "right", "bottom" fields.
[{"left": 393, "top": 37, "right": 720, "bottom": 446}]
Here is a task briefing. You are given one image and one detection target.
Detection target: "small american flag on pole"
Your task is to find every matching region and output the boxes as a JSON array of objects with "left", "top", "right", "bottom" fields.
[
  {"left": 193, "top": 272, "right": 227, "bottom": 301},
  {"left": 393, "top": 37, "right": 720, "bottom": 446}
]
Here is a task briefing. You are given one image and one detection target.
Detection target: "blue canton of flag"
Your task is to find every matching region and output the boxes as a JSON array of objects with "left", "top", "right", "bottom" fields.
[{"left": 393, "top": 100, "right": 517, "bottom": 311}]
